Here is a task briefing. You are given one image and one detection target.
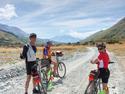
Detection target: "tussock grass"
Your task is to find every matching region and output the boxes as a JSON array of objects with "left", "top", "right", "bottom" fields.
[
  {"left": 107, "top": 43, "right": 125, "bottom": 56},
  {"left": 0, "top": 45, "right": 87, "bottom": 65}
]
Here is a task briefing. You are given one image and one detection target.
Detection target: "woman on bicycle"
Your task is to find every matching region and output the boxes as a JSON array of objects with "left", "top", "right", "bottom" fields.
[
  {"left": 91, "top": 43, "right": 110, "bottom": 94},
  {"left": 43, "top": 41, "right": 58, "bottom": 76}
]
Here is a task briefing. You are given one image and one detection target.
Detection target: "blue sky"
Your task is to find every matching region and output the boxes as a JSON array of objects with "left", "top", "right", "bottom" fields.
[{"left": 0, "top": 0, "right": 125, "bottom": 39}]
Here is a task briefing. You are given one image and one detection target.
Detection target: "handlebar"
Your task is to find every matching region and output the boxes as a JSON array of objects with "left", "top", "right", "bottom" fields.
[
  {"left": 109, "top": 62, "right": 115, "bottom": 64},
  {"left": 90, "top": 61, "right": 115, "bottom": 64}
]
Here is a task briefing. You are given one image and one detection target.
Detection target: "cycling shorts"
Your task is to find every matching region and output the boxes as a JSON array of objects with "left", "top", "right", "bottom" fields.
[
  {"left": 26, "top": 61, "right": 36, "bottom": 75},
  {"left": 98, "top": 68, "right": 110, "bottom": 83}
]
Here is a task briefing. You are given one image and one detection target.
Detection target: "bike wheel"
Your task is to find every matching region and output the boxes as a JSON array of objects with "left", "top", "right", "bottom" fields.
[
  {"left": 36, "top": 83, "right": 47, "bottom": 94},
  {"left": 32, "top": 84, "right": 42, "bottom": 94},
  {"left": 84, "top": 81, "right": 97, "bottom": 94},
  {"left": 40, "top": 70, "right": 48, "bottom": 94},
  {"left": 57, "top": 62, "right": 66, "bottom": 78}
]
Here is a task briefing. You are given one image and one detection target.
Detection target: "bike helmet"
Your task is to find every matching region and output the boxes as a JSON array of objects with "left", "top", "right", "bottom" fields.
[
  {"left": 46, "top": 41, "right": 52, "bottom": 46},
  {"left": 29, "top": 33, "right": 37, "bottom": 38},
  {"left": 96, "top": 42, "right": 106, "bottom": 50}
]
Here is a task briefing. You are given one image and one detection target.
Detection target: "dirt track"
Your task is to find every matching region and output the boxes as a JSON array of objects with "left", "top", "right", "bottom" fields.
[{"left": 0, "top": 48, "right": 125, "bottom": 94}]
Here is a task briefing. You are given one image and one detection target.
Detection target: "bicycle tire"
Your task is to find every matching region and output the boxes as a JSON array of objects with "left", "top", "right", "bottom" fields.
[
  {"left": 40, "top": 70, "right": 48, "bottom": 94},
  {"left": 57, "top": 62, "right": 66, "bottom": 78},
  {"left": 84, "top": 81, "right": 98, "bottom": 94}
]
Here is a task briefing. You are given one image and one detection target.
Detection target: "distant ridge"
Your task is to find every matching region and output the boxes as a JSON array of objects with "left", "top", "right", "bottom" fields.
[
  {"left": 0, "top": 30, "right": 22, "bottom": 46},
  {"left": 0, "top": 23, "right": 27, "bottom": 38},
  {"left": 0, "top": 23, "right": 57, "bottom": 46},
  {"left": 81, "top": 17, "right": 125, "bottom": 43},
  {"left": 52, "top": 35, "right": 80, "bottom": 43}
]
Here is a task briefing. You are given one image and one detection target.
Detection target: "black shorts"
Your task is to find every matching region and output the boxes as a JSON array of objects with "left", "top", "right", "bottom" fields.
[
  {"left": 41, "top": 58, "right": 51, "bottom": 68},
  {"left": 26, "top": 62, "right": 36, "bottom": 75},
  {"left": 98, "top": 68, "right": 110, "bottom": 83}
]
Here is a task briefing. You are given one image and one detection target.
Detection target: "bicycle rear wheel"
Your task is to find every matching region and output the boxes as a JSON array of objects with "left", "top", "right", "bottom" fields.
[{"left": 57, "top": 62, "right": 66, "bottom": 78}]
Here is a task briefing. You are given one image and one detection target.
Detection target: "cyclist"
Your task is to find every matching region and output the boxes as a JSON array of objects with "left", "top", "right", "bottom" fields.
[
  {"left": 91, "top": 43, "right": 110, "bottom": 94},
  {"left": 43, "top": 41, "right": 58, "bottom": 76},
  {"left": 20, "top": 33, "right": 38, "bottom": 94}
]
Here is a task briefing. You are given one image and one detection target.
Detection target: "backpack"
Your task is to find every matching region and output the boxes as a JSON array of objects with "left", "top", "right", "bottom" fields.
[{"left": 20, "top": 44, "right": 29, "bottom": 59}]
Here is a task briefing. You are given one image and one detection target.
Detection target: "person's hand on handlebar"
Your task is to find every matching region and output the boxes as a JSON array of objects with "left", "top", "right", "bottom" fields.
[{"left": 51, "top": 52, "right": 55, "bottom": 56}]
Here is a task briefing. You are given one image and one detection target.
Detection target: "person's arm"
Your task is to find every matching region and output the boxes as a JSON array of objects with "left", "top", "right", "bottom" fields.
[
  {"left": 91, "top": 58, "right": 99, "bottom": 64},
  {"left": 20, "top": 45, "right": 28, "bottom": 59}
]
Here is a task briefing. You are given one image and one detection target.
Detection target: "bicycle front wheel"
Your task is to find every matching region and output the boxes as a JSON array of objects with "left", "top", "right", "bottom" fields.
[
  {"left": 84, "top": 81, "right": 97, "bottom": 94},
  {"left": 57, "top": 62, "right": 66, "bottom": 78},
  {"left": 40, "top": 70, "right": 48, "bottom": 94}
]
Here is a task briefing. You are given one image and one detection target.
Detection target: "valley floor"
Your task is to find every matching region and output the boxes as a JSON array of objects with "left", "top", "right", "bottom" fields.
[{"left": 0, "top": 47, "right": 125, "bottom": 94}]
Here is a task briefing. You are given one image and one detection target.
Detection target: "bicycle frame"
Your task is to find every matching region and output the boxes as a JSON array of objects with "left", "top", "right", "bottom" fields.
[
  {"left": 32, "top": 59, "right": 47, "bottom": 94},
  {"left": 85, "top": 70, "right": 102, "bottom": 94},
  {"left": 94, "top": 77, "right": 102, "bottom": 93},
  {"left": 55, "top": 54, "right": 61, "bottom": 64}
]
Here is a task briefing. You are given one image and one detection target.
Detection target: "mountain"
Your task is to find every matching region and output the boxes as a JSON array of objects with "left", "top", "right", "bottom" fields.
[
  {"left": 0, "top": 23, "right": 55, "bottom": 46},
  {"left": 81, "top": 17, "right": 125, "bottom": 43},
  {"left": 21, "top": 37, "right": 53, "bottom": 45},
  {"left": 0, "top": 23, "right": 27, "bottom": 38},
  {"left": 52, "top": 35, "right": 80, "bottom": 43},
  {"left": 0, "top": 30, "right": 23, "bottom": 45}
]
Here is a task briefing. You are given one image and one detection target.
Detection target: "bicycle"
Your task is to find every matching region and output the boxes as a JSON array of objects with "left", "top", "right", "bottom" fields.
[
  {"left": 32, "top": 51, "right": 67, "bottom": 93},
  {"left": 51, "top": 51, "right": 66, "bottom": 79},
  {"left": 45, "top": 51, "right": 66, "bottom": 90},
  {"left": 84, "top": 62, "right": 114, "bottom": 94},
  {"left": 84, "top": 69, "right": 101, "bottom": 94},
  {"left": 32, "top": 58, "right": 49, "bottom": 94}
]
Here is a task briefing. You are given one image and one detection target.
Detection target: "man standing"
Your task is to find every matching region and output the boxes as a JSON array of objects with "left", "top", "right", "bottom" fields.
[{"left": 20, "top": 33, "right": 37, "bottom": 94}]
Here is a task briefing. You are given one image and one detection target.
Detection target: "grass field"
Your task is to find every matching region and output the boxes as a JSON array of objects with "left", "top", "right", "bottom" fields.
[
  {"left": 0, "top": 43, "right": 125, "bottom": 65},
  {"left": 0, "top": 45, "right": 86, "bottom": 65},
  {"left": 107, "top": 43, "right": 125, "bottom": 56}
]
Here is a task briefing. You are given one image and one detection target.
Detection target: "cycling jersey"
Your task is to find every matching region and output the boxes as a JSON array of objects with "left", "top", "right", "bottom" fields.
[
  {"left": 22, "top": 43, "right": 37, "bottom": 75},
  {"left": 22, "top": 43, "right": 37, "bottom": 62},
  {"left": 98, "top": 50, "right": 109, "bottom": 69},
  {"left": 43, "top": 46, "right": 52, "bottom": 59}
]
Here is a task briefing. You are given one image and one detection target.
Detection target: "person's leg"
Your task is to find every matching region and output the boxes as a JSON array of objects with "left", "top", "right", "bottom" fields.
[
  {"left": 31, "top": 64, "right": 37, "bottom": 89},
  {"left": 102, "top": 69, "right": 110, "bottom": 94},
  {"left": 102, "top": 83, "right": 109, "bottom": 94},
  {"left": 25, "top": 75, "right": 31, "bottom": 93},
  {"left": 51, "top": 61, "right": 57, "bottom": 75}
]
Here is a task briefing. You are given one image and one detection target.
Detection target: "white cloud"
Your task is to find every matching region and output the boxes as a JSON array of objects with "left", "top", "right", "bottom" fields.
[
  {"left": 11, "top": 0, "right": 72, "bottom": 24},
  {"left": 69, "top": 30, "right": 99, "bottom": 39},
  {"left": 0, "top": 4, "right": 17, "bottom": 20}
]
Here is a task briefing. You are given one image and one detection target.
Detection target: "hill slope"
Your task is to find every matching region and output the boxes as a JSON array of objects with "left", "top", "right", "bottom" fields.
[
  {"left": 81, "top": 17, "right": 125, "bottom": 43},
  {"left": 0, "top": 23, "right": 27, "bottom": 38},
  {"left": 0, "top": 23, "right": 56, "bottom": 46},
  {"left": 0, "top": 30, "right": 23, "bottom": 45}
]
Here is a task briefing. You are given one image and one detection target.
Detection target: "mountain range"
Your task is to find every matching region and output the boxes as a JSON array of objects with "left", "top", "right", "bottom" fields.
[
  {"left": 51, "top": 35, "right": 80, "bottom": 43},
  {"left": 0, "top": 24, "right": 27, "bottom": 38},
  {"left": 81, "top": 17, "right": 125, "bottom": 44},
  {"left": 0, "top": 30, "right": 23, "bottom": 45},
  {"left": 0, "top": 17, "right": 125, "bottom": 46},
  {"left": 0, "top": 23, "right": 51, "bottom": 46}
]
